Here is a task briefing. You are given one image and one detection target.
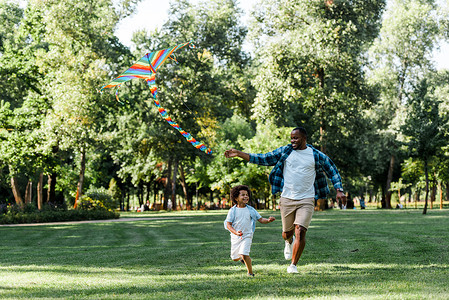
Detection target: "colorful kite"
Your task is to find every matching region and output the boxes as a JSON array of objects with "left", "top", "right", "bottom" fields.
[{"left": 100, "top": 41, "right": 212, "bottom": 154}]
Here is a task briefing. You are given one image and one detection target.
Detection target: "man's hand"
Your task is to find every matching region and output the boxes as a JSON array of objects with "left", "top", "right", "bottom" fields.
[
  {"left": 224, "top": 149, "right": 250, "bottom": 161},
  {"left": 224, "top": 149, "right": 239, "bottom": 158},
  {"left": 336, "top": 190, "right": 347, "bottom": 206}
]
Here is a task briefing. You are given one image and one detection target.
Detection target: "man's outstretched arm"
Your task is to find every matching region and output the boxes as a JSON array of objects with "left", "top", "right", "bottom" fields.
[
  {"left": 224, "top": 149, "right": 250, "bottom": 161},
  {"left": 225, "top": 146, "right": 286, "bottom": 166}
]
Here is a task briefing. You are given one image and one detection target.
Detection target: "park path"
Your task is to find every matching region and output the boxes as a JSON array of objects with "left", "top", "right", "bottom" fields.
[{"left": 0, "top": 216, "right": 187, "bottom": 227}]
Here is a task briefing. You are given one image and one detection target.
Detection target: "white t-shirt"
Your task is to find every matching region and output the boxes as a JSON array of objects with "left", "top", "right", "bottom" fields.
[
  {"left": 281, "top": 146, "right": 316, "bottom": 200},
  {"left": 230, "top": 207, "right": 253, "bottom": 237}
]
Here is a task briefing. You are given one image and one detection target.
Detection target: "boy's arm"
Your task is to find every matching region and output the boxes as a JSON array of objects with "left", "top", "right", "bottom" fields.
[
  {"left": 258, "top": 216, "right": 276, "bottom": 224},
  {"left": 226, "top": 222, "right": 243, "bottom": 236}
]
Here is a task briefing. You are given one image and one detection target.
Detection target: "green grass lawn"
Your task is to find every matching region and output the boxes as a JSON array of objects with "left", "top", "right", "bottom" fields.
[{"left": 1, "top": 209, "right": 448, "bottom": 299}]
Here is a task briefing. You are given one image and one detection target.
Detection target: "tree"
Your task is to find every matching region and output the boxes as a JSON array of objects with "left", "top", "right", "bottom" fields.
[
  {"left": 28, "top": 0, "right": 137, "bottom": 206},
  {"left": 107, "top": 0, "right": 252, "bottom": 208},
  {"left": 401, "top": 78, "right": 447, "bottom": 214},
  {"left": 249, "top": 0, "right": 385, "bottom": 152},
  {"left": 367, "top": 0, "right": 443, "bottom": 208}
]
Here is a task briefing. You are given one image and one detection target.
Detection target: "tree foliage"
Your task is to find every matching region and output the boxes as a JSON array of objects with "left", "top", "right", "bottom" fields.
[{"left": 1, "top": 0, "right": 449, "bottom": 212}]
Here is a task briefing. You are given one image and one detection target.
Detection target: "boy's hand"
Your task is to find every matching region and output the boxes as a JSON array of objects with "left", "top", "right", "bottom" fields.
[
  {"left": 268, "top": 216, "right": 275, "bottom": 223},
  {"left": 236, "top": 230, "right": 243, "bottom": 236}
]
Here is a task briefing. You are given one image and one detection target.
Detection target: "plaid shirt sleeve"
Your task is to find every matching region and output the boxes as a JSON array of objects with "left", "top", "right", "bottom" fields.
[
  {"left": 320, "top": 153, "right": 343, "bottom": 189},
  {"left": 313, "top": 148, "right": 343, "bottom": 199},
  {"left": 249, "top": 146, "right": 291, "bottom": 195},
  {"left": 248, "top": 146, "right": 286, "bottom": 166}
]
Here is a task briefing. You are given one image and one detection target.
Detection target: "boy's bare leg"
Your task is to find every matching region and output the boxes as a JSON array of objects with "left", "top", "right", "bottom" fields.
[
  {"left": 241, "top": 255, "right": 252, "bottom": 274},
  {"left": 292, "top": 225, "right": 307, "bottom": 265}
]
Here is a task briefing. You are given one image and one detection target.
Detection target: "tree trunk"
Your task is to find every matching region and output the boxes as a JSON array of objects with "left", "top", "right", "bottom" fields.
[
  {"left": 317, "top": 67, "right": 326, "bottom": 153},
  {"left": 423, "top": 160, "right": 429, "bottom": 215},
  {"left": 171, "top": 159, "right": 178, "bottom": 210},
  {"left": 24, "top": 180, "right": 32, "bottom": 204},
  {"left": 146, "top": 182, "right": 151, "bottom": 204},
  {"left": 37, "top": 173, "right": 43, "bottom": 210},
  {"left": 179, "top": 163, "right": 191, "bottom": 210},
  {"left": 446, "top": 182, "right": 449, "bottom": 201},
  {"left": 153, "top": 181, "right": 158, "bottom": 206},
  {"left": 415, "top": 188, "right": 420, "bottom": 209},
  {"left": 439, "top": 181, "right": 443, "bottom": 210},
  {"left": 430, "top": 177, "right": 436, "bottom": 209},
  {"left": 385, "top": 154, "right": 395, "bottom": 209},
  {"left": 446, "top": 183, "right": 449, "bottom": 203},
  {"left": 126, "top": 187, "right": 130, "bottom": 211},
  {"left": 164, "top": 159, "right": 172, "bottom": 210},
  {"left": 138, "top": 182, "right": 144, "bottom": 207},
  {"left": 47, "top": 173, "right": 57, "bottom": 203},
  {"left": 11, "top": 177, "right": 24, "bottom": 208},
  {"left": 74, "top": 147, "right": 86, "bottom": 209},
  {"left": 121, "top": 187, "right": 125, "bottom": 211}
]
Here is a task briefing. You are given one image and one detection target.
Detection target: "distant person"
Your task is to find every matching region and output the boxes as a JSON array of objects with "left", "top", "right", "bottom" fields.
[
  {"left": 224, "top": 185, "right": 275, "bottom": 277},
  {"left": 144, "top": 201, "right": 150, "bottom": 211},
  {"left": 359, "top": 196, "right": 366, "bottom": 209},
  {"left": 225, "top": 127, "right": 346, "bottom": 273}
]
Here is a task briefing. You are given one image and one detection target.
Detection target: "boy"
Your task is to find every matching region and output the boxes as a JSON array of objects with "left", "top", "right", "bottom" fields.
[{"left": 224, "top": 185, "right": 275, "bottom": 277}]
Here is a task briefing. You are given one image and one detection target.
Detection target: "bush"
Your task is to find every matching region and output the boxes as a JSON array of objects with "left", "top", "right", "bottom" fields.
[
  {"left": 0, "top": 209, "right": 119, "bottom": 224},
  {"left": 0, "top": 202, "right": 119, "bottom": 224},
  {"left": 77, "top": 196, "right": 109, "bottom": 211},
  {"left": 0, "top": 203, "right": 9, "bottom": 215},
  {"left": 85, "top": 187, "right": 117, "bottom": 211}
]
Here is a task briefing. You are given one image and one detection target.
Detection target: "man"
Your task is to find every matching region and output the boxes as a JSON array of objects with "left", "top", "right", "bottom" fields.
[{"left": 224, "top": 127, "right": 347, "bottom": 273}]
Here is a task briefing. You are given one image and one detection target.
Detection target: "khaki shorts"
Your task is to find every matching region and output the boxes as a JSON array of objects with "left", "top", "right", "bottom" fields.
[{"left": 279, "top": 197, "right": 315, "bottom": 232}]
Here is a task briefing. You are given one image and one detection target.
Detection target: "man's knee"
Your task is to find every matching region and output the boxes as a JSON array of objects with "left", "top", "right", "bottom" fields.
[
  {"left": 282, "top": 229, "right": 294, "bottom": 240},
  {"left": 295, "top": 225, "right": 307, "bottom": 238}
]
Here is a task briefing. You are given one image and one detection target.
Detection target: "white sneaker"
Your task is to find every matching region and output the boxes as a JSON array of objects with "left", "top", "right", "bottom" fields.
[
  {"left": 287, "top": 264, "right": 298, "bottom": 273},
  {"left": 284, "top": 236, "right": 294, "bottom": 260}
]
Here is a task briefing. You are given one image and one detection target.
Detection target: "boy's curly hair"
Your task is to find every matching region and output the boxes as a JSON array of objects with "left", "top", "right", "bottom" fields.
[{"left": 230, "top": 185, "right": 251, "bottom": 205}]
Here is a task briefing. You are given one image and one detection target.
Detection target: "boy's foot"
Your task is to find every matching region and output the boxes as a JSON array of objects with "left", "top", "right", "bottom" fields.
[
  {"left": 287, "top": 264, "right": 298, "bottom": 273},
  {"left": 247, "top": 273, "right": 255, "bottom": 277},
  {"left": 284, "top": 236, "right": 295, "bottom": 260}
]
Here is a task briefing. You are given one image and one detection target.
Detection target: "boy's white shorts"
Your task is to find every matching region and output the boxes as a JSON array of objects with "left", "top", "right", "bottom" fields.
[{"left": 230, "top": 234, "right": 253, "bottom": 260}]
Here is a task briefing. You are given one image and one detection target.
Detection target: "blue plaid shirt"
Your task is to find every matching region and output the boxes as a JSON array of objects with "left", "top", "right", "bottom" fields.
[{"left": 249, "top": 144, "right": 343, "bottom": 200}]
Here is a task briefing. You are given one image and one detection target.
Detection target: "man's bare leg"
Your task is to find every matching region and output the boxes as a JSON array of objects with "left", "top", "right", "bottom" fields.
[
  {"left": 292, "top": 225, "right": 307, "bottom": 265},
  {"left": 282, "top": 229, "right": 294, "bottom": 242}
]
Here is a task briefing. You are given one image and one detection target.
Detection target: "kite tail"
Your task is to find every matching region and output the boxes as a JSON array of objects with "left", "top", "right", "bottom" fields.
[
  {"left": 115, "top": 86, "right": 124, "bottom": 104},
  {"left": 149, "top": 85, "right": 212, "bottom": 154}
]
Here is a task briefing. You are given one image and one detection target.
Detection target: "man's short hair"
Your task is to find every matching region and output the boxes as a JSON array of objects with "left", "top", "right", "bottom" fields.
[{"left": 293, "top": 127, "right": 307, "bottom": 138}]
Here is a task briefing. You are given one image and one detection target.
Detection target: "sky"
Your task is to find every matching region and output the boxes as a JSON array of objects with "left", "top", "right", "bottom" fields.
[{"left": 115, "top": 0, "right": 449, "bottom": 70}]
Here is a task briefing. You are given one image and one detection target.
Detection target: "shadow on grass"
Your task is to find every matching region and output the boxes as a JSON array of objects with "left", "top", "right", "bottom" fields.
[
  {"left": 1, "top": 262, "right": 448, "bottom": 299},
  {"left": 1, "top": 210, "right": 449, "bottom": 299}
]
